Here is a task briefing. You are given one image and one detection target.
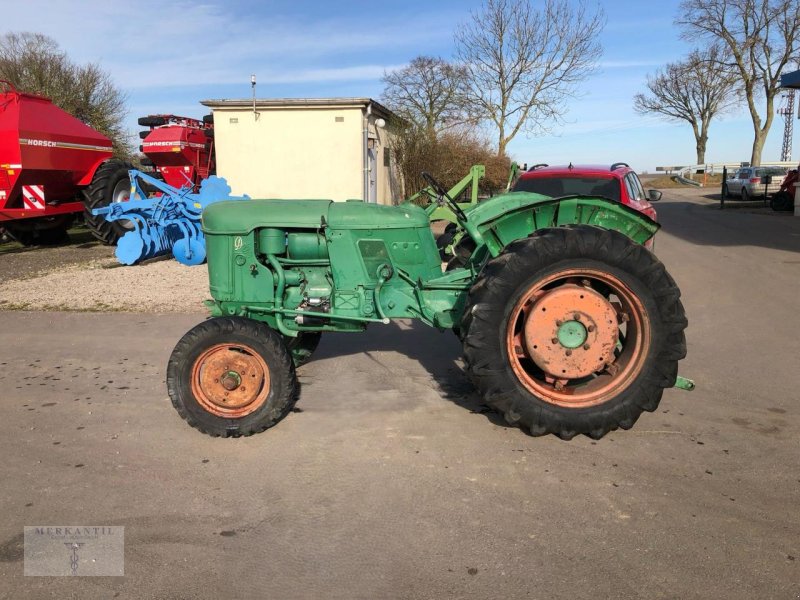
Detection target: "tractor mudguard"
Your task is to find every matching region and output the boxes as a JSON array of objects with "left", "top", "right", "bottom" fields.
[{"left": 462, "top": 192, "right": 660, "bottom": 257}]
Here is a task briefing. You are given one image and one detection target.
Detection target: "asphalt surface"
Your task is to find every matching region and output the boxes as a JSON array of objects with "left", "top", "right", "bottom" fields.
[{"left": 0, "top": 190, "right": 798, "bottom": 599}]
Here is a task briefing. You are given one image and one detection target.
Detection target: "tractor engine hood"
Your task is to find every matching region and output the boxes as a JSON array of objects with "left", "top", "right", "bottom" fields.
[
  {"left": 202, "top": 199, "right": 431, "bottom": 235},
  {"left": 203, "top": 199, "right": 333, "bottom": 234}
]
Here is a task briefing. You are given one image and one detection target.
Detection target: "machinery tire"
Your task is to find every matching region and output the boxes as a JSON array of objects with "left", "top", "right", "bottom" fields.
[
  {"left": 4, "top": 216, "right": 72, "bottom": 246},
  {"left": 137, "top": 115, "right": 167, "bottom": 127},
  {"left": 203, "top": 113, "right": 214, "bottom": 124},
  {"left": 82, "top": 159, "right": 134, "bottom": 245},
  {"left": 460, "top": 225, "right": 687, "bottom": 440},
  {"left": 285, "top": 332, "right": 322, "bottom": 367},
  {"left": 770, "top": 191, "right": 794, "bottom": 212},
  {"left": 204, "top": 128, "right": 214, "bottom": 139},
  {"left": 167, "top": 317, "right": 298, "bottom": 437},
  {"left": 138, "top": 130, "right": 150, "bottom": 139}
]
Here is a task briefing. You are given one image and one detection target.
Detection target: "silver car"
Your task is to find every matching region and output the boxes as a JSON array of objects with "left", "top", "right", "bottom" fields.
[{"left": 725, "top": 166, "right": 788, "bottom": 201}]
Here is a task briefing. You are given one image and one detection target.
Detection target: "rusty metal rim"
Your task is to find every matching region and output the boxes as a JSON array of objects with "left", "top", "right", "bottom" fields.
[
  {"left": 190, "top": 343, "right": 270, "bottom": 418},
  {"left": 505, "top": 268, "right": 650, "bottom": 408}
]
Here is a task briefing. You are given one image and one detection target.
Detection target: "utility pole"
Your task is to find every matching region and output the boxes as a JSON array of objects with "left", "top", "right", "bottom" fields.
[{"left": 778, "top": 90, "right": 795, "bottom": 162}]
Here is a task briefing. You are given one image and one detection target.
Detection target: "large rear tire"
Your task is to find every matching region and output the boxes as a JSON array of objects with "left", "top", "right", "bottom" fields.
[
  {"left": 460, "top": 226, "right": 687, "bottom": 440},
  {"left": 167, "top": 317, "right": 298, "bottom": 437},
  {"left": 83, "top": 159, "right": 134, "bottom": 245}
]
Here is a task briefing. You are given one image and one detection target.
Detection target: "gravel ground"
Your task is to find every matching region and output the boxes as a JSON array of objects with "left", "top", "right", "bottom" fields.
[{"left": 0, "top": 256, "right": 209, "bottom": 312}]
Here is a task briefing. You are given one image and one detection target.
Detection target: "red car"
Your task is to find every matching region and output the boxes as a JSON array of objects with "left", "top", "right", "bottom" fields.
[{"left": 512, "top": 163, "right": 661, "bottom": 238}]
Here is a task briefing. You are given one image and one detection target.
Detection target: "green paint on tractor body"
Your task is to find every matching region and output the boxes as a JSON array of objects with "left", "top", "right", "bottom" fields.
[{"left": 201, "top": 184, "right": 659, "bottom": 337}]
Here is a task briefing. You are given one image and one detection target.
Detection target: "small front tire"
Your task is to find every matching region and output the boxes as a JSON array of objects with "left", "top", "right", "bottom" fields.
[{"left": 166, "top": 317, "right": 298, "bottom": 437}]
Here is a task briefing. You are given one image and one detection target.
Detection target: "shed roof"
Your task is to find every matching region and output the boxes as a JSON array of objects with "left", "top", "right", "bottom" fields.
[
  {"left": 200, "top": 97, "right": 398, "bottom": 120},
  {"left": 780, "top": 69, "right": 800, "bottom": 89}
]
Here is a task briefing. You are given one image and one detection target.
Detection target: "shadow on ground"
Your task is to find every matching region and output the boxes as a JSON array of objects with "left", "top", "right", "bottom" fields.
[
  {"left": 656, "top": 200, "right": 800, "bottom": 254},
  {"left": 312, "top": 320, "right": 508, "bottom": 427}
]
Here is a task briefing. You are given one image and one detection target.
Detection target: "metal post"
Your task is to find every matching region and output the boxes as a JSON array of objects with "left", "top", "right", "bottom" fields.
[{"left": 720, "top": 165, "right": 726, "bottom": 209}]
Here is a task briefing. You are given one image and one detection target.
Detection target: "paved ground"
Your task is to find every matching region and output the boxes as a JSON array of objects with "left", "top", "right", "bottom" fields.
[{"left": 0, "top": 190, "right": 799, "bottom": 599}]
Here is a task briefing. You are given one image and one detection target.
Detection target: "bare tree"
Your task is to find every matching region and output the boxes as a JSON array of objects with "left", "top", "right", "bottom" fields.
[
  {"left": 0, "top": 32, "right": 130, "bottom": 157},
  {"left": 381, "top": 56, "right": 472, "bottom": 136},
  {"left": 634, "top": 46, "right": 741, "bottom": 164},
  {"left": 677, "top": 0, "right": 800, "bottom": 165},
  {"left": 454, "top": 0, "right": 604, "bottom": 156}
]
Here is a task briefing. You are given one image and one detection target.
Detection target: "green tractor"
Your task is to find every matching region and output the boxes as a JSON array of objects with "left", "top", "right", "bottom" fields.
[{"left": 167, "top": 172, "right": 691, "bottom": 440}]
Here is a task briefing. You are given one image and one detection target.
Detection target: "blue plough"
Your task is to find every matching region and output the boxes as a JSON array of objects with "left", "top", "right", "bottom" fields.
[{"left": 92, "top": 170, "right": 249, "bottom": 266}]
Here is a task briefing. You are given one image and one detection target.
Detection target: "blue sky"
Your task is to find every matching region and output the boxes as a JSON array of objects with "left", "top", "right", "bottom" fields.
[{"left": 7, "top": 0, "right": 798, "bottom": 171}]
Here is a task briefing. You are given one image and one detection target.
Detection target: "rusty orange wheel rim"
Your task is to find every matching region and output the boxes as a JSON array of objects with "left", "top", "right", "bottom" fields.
[
  {"left": 190, "top": 343, "right": 270, "bottom": 418},
  {"left": 505, "top": 268, "right": 650, "bottom": 408}
]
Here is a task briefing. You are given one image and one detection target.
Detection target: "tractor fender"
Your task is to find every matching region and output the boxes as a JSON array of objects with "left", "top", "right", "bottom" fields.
[{"left": 464, "top": 193, "right": 660, "bottom": 253}]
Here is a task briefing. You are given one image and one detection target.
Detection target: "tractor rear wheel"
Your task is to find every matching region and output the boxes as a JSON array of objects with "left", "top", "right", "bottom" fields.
[
  {"left": 285, "top": 332, "right": 322, "bottom": 367},
  {"left": 83, "top": 159, "right": 134, "bottom": 245},
  {"left": 167, "top": 317, "right": 298, "bottom": 437},
  {"left": 460, "top": 226, "right": 687, "bottom": 440}
]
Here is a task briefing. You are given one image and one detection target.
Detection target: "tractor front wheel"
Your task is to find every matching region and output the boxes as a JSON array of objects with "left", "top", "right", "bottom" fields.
[
  {"left": 167, "top": 317, "right": 298, "bottom": 437},
  {"left": 461, "top": 226, "right": 687, "bottom": 440},
  {"left": 83, "top": 159, "right": 134, "bottom": 245}
]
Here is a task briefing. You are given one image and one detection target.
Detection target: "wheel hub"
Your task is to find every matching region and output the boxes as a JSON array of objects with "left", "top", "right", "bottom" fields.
[
  {"left": 557, "top": 320, "right": 587, "bottom": 349},
  {"left": 221, "top": 371, "right": 242, "bottom": 391},
  {"left": 191, "top": 344, "right": 270, "bottom": 417},
  {"left": 523, "top": 284, "right": 619, "bottom": 380}
]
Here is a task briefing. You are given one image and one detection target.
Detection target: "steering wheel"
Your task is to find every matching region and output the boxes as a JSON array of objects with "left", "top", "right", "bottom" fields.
[{"left": 421, "top": 171, "right": 468, "bottom": 222}]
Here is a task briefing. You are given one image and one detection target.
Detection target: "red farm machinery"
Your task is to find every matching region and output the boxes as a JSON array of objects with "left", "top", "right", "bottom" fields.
[
  {"left": 0, "top": 80, "right": 133, "bottom": 245},
  {"left": 0, "top": 79, "right": 217, "bottom": 247},
  {"left": 137, "top": 113, "right": 215, "bottom": 191}
]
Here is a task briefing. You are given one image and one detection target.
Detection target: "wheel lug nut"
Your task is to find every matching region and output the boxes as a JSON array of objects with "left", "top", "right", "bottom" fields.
[
  {"left": 581, "top": 279, "right": 591, "bottom": 287},
  {"left": 619, "top": 312, "right": 630, "bottom": 322},
  {"left": 583, "top": 344, "right": 590, "bottom": 350},
  {"left": 556, "top": 319, "right": 563, "bottom": 326},
  {"left": 554, "top": 381, "right": 565, "bottom": 391},
  {"left": 587, "top": 325, "right": 595, "bottom": 332},
  {"left": 565, "top": 349, "right": 572, "bottom": 356},
  {"left": 573, "top": 314, "right": 581, "bottom": 321},
  {"left": 551, "top": 338, "right": 559, "bottom": 344}
]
